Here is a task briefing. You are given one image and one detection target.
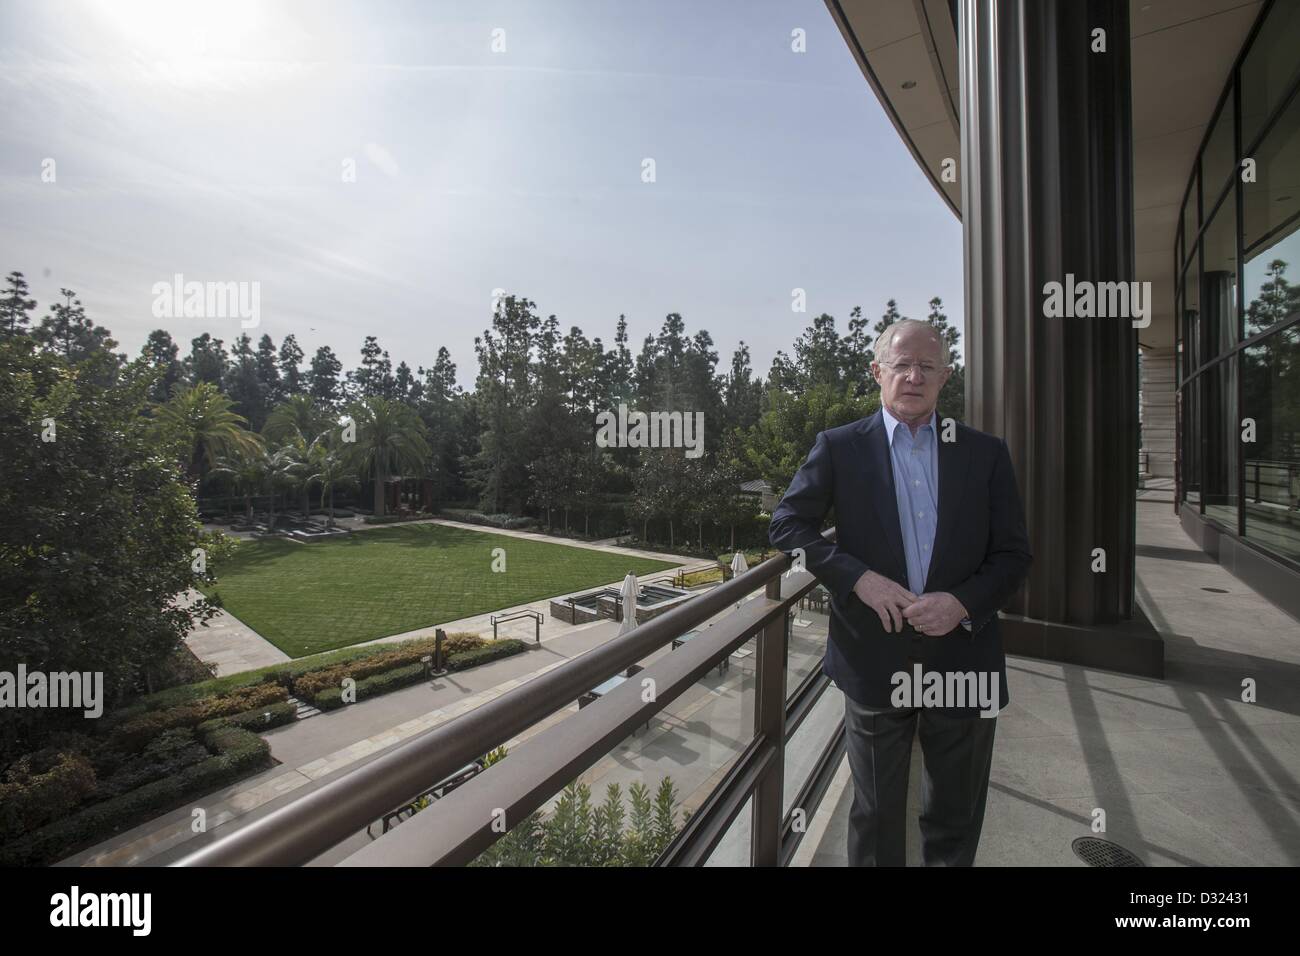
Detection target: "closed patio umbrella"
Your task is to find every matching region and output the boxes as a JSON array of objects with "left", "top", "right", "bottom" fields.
[
  {"left": 730, "top": 552, "right": 749, "bottom": 609},
  {"left": 618, "top": 572, "right": 638, "bottom": 635}
]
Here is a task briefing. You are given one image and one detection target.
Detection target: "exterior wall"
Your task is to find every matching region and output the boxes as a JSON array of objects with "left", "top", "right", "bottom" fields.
[{"left": 1141, "top": 347, "right": 1177, "bottom": 478}]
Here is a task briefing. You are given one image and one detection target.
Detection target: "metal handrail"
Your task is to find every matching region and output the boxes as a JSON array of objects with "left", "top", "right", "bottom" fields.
[
  {"left": 490, "top": 608, "right": 543, "bottom": 643},
  {"left": 174, "top": 530, "right": 834, "bottom": 867}
]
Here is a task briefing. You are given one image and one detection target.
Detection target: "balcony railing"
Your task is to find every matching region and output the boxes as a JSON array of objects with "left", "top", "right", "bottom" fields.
[{"left": 174, "top": 531, "right": 843, "bottom": 867}]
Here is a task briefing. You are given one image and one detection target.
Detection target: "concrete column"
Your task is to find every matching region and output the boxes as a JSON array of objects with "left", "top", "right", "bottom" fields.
[{"left": 959, "top": 0, "right": 1161, "bottom": 675}]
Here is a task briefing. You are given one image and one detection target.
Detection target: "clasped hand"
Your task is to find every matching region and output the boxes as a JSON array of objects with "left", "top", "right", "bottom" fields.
[{"left": 851, "top": 570, "right": 968, "bottom": 635}]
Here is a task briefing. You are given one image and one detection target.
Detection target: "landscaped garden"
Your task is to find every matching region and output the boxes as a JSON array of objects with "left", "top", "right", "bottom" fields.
[{"left": 204, "top": 522, "right": 678, "bottom": 656}]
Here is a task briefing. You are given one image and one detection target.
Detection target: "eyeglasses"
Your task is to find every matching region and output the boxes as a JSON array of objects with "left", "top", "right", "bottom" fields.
[{"left": 878, "top": 360, "right": 944, "bottom": 379}]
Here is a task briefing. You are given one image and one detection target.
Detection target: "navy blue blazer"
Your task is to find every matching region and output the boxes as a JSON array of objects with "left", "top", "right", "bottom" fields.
[{"left": 769, "top": 410, "right": 1032, "bottom": 715}]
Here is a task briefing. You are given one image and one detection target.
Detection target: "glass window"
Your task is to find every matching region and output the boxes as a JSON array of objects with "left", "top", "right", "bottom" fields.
[
  {"left": 1203, "top": 93, "right": 1237, "bottom": 207},
  {"left": 1243, "top": 88, "right": 1300, "bottom": 337},
  {"left": 1183, "top": 375, "right": 1202, "bottom": 506},
  {"left": 1183, "top": 261, "right": 1201, "bottom": 376},
  {"left": 1176, "top": 288, "right": 1184, "bottom": 386},
  {"left": 1240, "top": 0, "right": 1300, "bottom": 151},
  {"left": 1242, "top": 324, "right": 1300, "bottom": 563},
  {"left": 1204, "top": 357, "right": 1240, "bottom": 529},
  {"left": 1201, "top": 197, "right": 1239, "bottom": 358},
  {"left": 1182, "top": 170, "right": 1199, "bottom": 253}
]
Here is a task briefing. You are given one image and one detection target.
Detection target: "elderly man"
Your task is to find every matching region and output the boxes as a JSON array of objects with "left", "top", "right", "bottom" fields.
[{"left": 769, "top": 319, "right": 1031, "bottom": 866}]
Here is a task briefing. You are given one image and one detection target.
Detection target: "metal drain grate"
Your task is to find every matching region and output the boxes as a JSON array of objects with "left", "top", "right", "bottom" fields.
[{"left": 1071, "top": 837, "right": 1144, "bottom": 867}]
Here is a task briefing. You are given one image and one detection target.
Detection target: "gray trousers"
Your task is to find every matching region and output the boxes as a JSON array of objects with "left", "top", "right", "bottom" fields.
[{"left": 843, "top": 694, "right": 997, "bottom": 866}]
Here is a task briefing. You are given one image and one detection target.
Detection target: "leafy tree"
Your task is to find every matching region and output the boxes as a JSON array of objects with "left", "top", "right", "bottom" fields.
[
  {"left": 255, "top": 334, "right": 282, "bottom": 407},
  {"left": 0, "top": 339, "right": 222, "bottom": 754},
  {"left": 926, "top": 296, "right": 965, "bottom": 420},
  {"left": 308, "top": 345, "right": 343, "bottom": 406},
  {"left": 33, "top": 288, "right": 118, "bottom": 364},
  {"left": 225, "top": 334, "right": 268, "bottom": 431},
  {"left": 743, "top": 382, "right": 880, "bottom": 496},
  {"left": 186, "top": 333, "right": 229, "bottom": 387},
  {"left": 419, "top": 347, "right": 465, "bottom": 507},
  {"left": 1246, "top": 259, "right": 1300, "bottom": 334},
  {"left": 0, "top": 271, "right": 37, "bottom": 338},
  {"left": 278, "top": 334, "right": 305, "bottom": 395},
  {"left": 140, "top": 329, "right": 184, "bottom": 402}
]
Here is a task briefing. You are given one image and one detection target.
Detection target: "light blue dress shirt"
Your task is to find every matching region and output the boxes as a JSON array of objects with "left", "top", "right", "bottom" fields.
[
  {"left": 880, "top": 405, "right": 971, "bottom": 632},
  {"left": 880, "top": 405, "right": 939, "bottom": 596}
]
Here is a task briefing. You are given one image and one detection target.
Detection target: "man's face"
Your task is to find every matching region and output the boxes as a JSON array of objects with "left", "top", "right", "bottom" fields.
[{"left": 870, "top": 326, "right": 952, "bottom": 423}]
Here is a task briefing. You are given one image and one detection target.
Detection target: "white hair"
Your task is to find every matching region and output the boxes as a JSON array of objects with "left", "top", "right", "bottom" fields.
[{"left": 873, "top": 319, "right": 951, "bottom": 367}]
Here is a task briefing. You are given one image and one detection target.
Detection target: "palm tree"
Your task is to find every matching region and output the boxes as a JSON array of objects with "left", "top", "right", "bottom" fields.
[
  {"left": 306, "top": 430, "right": 356, "bottom": 527},
  {"left": 262, "top": 445, "right": 303, "bottom": 531},
  {"left": 211, "top": 445, "right": 269, "bottom": 522},
  {"left": 345, "top": 396, "right": 430, "bottom": 516},
  {"left": 152, "top": 382, "right": 262, "bottom": 480},
  {"left": 265, "top": 395, "right": 330, "bottom": 518},
  {"left": 264, "top": 394, "right": 328, "bottom": 446}
]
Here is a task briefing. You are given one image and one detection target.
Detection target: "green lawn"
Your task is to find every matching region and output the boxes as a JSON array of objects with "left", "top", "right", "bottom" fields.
[{"left": 206, "top": 524, "right": 678, "bottom": 657}]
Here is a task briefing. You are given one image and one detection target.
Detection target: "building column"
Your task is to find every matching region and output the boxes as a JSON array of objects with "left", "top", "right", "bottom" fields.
[
  {"left": 959, "top": 0, "right": 1162, "bottom": 675},
  {"left": 1140, "top": 347, "right": 1176, "bottom": 480}
]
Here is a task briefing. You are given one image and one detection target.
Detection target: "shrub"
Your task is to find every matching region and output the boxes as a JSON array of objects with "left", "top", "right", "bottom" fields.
[
  {"left": 313, "top": 663, "right": 427, "bottom": 711},
  {"left": 215, "top": 700, "right": 297, "bottom": 732},
  {"left": 95, "top": 728, "right": 210, "bottom": 800},
  {"left": 447, "top": 640, "right": 528, "bottom": 671},
  {"left": 0, "top": 750, "right": 98, "bottom": 842},
  {"left": 440, "top": 509, "right": 535, "bottom": 531},
  {"left": 0, "top": 724, "right": 272, "bottom": 867},
  {"left": 103, "top": 683, "right": 289, "bottom": 750},
  {"left": 292, "top": 633, "right": 485, "bottom": 702}
]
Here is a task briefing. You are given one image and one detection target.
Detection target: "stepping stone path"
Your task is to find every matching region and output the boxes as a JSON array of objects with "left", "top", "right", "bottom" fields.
[{"left": 288, "top": 695, "right": 320, "bottom": 720}]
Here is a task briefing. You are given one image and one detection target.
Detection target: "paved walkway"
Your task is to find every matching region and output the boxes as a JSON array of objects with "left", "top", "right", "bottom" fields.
[{"left": 186, "top": 520, "right": 699, "bottom": 677}]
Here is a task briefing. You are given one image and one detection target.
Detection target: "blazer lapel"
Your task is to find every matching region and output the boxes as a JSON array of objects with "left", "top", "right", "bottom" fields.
[
  {"left": 852, "top": 412, "right": 907, "bottom": 582},
  {"left": 924, "top": 418, "right": 970, "bottom": 592}
]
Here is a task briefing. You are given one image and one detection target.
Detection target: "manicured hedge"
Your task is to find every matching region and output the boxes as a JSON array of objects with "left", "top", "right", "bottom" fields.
[
  {"left": 102, "top": 683, "right": 289, "bottom": 751},
  {"left": 0, "top": 723, "right": 272, "bottom": 867},
  {"left": 293, "top": 633, "right": 487, "bottom": 703},
  {"left": 214, "top": 700, "right": 297, "bottom": 732},
  {"left": 310, "top": 640, "right": 529, "bottom": 710},
  {"left": 447, "top": 640, "right": 529, "bottom": 671},
  {"left": 95, "top": 728, "right": 210, "bottom": 801},
  {"left": 314, "top": 662, "right": 428, "bottom": 711},
  {"left": 0, "top": 750, "right": 98, "bottom": 843}
]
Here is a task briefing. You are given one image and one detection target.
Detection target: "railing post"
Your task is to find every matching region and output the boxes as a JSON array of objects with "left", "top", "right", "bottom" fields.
[{"left": 751, "top": 575, "right": 787, "bottom": 866}]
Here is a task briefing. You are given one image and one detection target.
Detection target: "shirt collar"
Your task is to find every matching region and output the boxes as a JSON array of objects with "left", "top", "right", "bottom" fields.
[{"left": 880, "top": 405, "right": 937, "bottom": 446}]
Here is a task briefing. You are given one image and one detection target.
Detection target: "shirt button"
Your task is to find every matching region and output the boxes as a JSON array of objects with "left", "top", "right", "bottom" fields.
[
  {"left": 913, "top": 479, "right": 920, "bottom": 487},
  {"left": 917, "top": 512, "right": 924, "bottom": 518}
]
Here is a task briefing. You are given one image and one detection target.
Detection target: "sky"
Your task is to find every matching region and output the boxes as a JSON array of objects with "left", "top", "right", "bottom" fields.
[{"left": 0, "top": 0, "right": 962, "bottom": 390}]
